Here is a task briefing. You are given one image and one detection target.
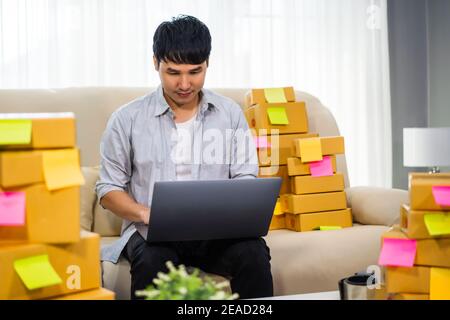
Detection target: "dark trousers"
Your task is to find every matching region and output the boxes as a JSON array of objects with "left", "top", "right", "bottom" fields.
[{"left": 123, "top": 232, "right": 274, "bottom": 300}]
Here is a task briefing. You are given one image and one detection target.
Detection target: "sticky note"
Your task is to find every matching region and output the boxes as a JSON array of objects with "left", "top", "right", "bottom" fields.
[
  {"left": 319, "top": 226, "right": 342, "bottom": 231},
  {"left": 299, "top": 138, "right": 323, "bottom": 163},
  {"left": 378, "top": 238, "right": 417, "bottom": 267},
  {"left": 264, "top": 88, "right": 287, "bottom": 103},
  {"left": 0, "top": 192, "right": 26, "bottom": 226},
  {"left": 267, "top": 108, "right": 289, "bottom": 125},
  {"left": 309, "top": 156, "right": 333, "bottom": 177},
  {"left": 273, "top": 201, "right": 283, "bottom": 216},
  {"left": 432, "top": 186, "right": 450, "bottom": 207},
  {"left": 0, "top": 119, "right": 32, "bottom": 145},
  {"left": 430, "top": 268, "right": 450, "bottom": 300},
  {"left": 42, "top": 149, "right": 85, "bottom": 191},
  {"left": 424, "top": 213, "right": 450, "bottom": 236},
  {"left": 14, "top": 254, "right": 62, "bottom": 290},
  {"left": 254, "top": 136, "right": 271, "bottom": 149}
]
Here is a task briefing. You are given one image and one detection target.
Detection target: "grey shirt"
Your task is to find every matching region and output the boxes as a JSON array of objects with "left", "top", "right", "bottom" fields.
[{"left": 96, "top": 85, "right": 258, "bottom": 263}]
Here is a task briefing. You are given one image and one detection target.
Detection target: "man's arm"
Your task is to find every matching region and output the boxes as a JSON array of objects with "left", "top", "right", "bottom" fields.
[{"left": 100, "top": 191, "right": 150, "bottom": 224}]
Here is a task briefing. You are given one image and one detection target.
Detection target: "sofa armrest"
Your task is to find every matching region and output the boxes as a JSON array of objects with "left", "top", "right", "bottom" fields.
[
  {"left": 80, "top": 166, "right": 100, "bottom": 232},
  {"left": 346, "top": 186, "right": 408, "bottom": 227}
]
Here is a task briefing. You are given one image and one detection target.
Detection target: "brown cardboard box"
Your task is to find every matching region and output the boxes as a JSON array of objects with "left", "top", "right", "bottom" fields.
[
  {"left": 0, "top": 183, "right": 80, "bottom": 244},
  {"left": 400, "top": 204, "right": 450, "bottom": 240},
  {"left": 385, "top": 266, "right": 430, "bottom": 294},
  {"left": 51, "top": 288, "right": 115, "bottom": 300},
  {"left": 281, "top": 191, "right": 347, "bottom": 214},
  {"left": 259, "top": 165, "right": 291, "bottom": 195},
  {"left": 287, "top": 156, "right": 337, "bottom": 176},
  {"left": 389, "top": 293, "right": 429, "bottom": 300},
  {"left": 291, "top": 173, "right": 345, "bottom": 195},
  {"left": 285, "top": 208, "right": 352, "bottom": 232},
  {"left": 383, "top": 228, "right": 450, "bottom": 268},
  {"left": 409, "top": 173, "right": 450, "bottom": 211},
  {"left": 257, "top": 133, "right": 318, "bottom": 167},
  {"left": 0, "top": 231, "right": 100, "bottom": 300},
  {"left": 269, "top": 199, "right": 285, "bottom": 230},
  {"left": 245, "top": 87, "right": 296, "bottom": 108},
  {"left": 294, "top": 136, "right": 345, "bottom": 159},
  {"left": 245, "top": 102, "right": 308, "bottom": 135},
  {"left": 0, "top": 115, "right": 76, "bottom": 149}
]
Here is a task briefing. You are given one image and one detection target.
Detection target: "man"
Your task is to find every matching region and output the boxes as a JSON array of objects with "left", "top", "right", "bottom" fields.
[{"left": 96, "top": 15, "right": 273, "bottom": 300}]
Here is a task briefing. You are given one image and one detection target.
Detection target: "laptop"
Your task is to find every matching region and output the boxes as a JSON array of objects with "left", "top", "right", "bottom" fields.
[{"left": 146, "top": 178, "right": 282, "bottom": 242}]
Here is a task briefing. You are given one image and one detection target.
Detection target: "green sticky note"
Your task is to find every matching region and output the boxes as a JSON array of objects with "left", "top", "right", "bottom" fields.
[
  {"left": 319, "top": 226, "right": 342, "bottom": 231},
  {"left": 264, "top": 88, "right": 288, "bottom": 103},
  {"left": 14, "top": 254, "right": 62, "bottom": 290},
  {"left": 424, "top": 213, "right": 450, "bottom": 236},
  {"left": 0, "top": 119, "right": 32, "bottom": 145},
  {"left": 267, "top": 108, "right": 289, "bottom": 125}
]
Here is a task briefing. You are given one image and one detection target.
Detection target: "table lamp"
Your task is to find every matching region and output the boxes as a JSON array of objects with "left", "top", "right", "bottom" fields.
[{"left": 403, "top": 127, "right": 450, "bottom": 173}]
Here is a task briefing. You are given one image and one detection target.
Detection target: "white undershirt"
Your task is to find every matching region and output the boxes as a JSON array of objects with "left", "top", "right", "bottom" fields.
[{"left": 173, "top": 115, "right": 196, "bottom": 181}]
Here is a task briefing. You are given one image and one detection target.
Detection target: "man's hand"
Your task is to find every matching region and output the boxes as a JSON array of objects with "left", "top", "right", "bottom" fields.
[
  {"left": 100, "top": 190, "right": 151, "bottom": 224},
  {"left": 139, "top": 208, "right": 151, "bottom": 225}
]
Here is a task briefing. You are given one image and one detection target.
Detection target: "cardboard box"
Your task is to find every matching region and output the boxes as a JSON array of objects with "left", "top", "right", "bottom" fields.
[
  {"left": 385, "top": 266, "right": 430, "bottom": 294},
  {"left": 269, "top": 199, "right": 285, "bottom": 230},
  {"left": 389, "top": 293, "right": 429, "bottom": 300},
  {"left": 294, "top": 136, "right": 345, "bottom": 160},
  {"left": 0, "top": 114, "right": 76, "bottom": 149},
  {"left": 400, "top": 204, "right": 450, "bottom": 240},
  {"left": 285, "top": 208, "right": 352, "bottom": 232},
  {"left": 0, "top": 183, "right": 80, "bottom": 244},
  {"left": 245, "top": 87, "right": 296, "bottom": 108},
  {"left": 0, "top": 231, "right": 100, "bottom": 300},
  {"left": 245, "top": 102, "right": 308, "bottom": 135},
  {"left": 383, "top": 228, "right": 450, "bottom": 268},
  {"left": 409, "top": 173, "right": 450, "bottom": 211},
  {"left": 281, "top": 191, "right": 347, "bottom": 214},
  {"left": 51, "top": 288, "right": 115, "bottom": 300},
  {"left": 257, "top": 133, "right": 318, "bottom": 167},
  {"left": 287, "top": 156, "right": 337, "bottom": 176},
  {"left": 290, "top": 173, "right": 345, "bottom": 195},
  {"left": 259, "top": 165, "right": 290, "bottom": 195}
]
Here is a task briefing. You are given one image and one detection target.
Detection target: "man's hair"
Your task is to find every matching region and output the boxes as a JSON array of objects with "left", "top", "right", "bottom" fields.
[{"left": 153, "top": 15, "right": 211, "bottom": 65}]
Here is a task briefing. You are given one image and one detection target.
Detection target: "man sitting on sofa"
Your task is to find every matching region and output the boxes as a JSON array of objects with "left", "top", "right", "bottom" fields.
[{"left": 95, "top": 15, "right": 273, "bottom": 299}]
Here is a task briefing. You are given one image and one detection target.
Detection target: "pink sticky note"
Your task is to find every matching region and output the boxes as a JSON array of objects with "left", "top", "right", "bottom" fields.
[
  {"left": 254, "top": 136, "right": 271, "bottom": 149},
  {"left": 378, "top": 238, "right": 417, "bottom": 267},
  {"left": 309, "top": 156, "right": 333, "bottom": 177},
  {"left": 0, "top": 192, "right": 26, "bottom": 226},
  {"left": 432, "top": 186, "right": 450, "bottom": 207}
]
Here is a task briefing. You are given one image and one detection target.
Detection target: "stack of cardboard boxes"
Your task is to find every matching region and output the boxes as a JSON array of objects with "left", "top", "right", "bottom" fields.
[
  {"left": 379, "top": 173, "right": 450, "bottom": 300},
  {"left": 0, "top": 113, "right": 114, "bottom": 300},
  {"left": 244, "top": 87, "right": 352, "bottom": 232}
]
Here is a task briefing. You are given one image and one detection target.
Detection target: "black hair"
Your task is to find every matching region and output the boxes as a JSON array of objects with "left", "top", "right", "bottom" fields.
[{"left": 153, "top": 15, "right": 212, "bottom": 65}]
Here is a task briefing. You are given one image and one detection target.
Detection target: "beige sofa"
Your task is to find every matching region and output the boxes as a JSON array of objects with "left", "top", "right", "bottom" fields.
[{"left": 0, "top": 87, "right": 408, "bottom": 299}]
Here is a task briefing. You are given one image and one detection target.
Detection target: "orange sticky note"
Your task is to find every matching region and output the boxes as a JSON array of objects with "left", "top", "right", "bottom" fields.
[
  {"left": 42, "top": 149, "right": 85, "bottom": 191},
  {"left": 299, "top": 138, "right": 323, "bottom": 163},
  {"left": 430, "top": 268, "right": 450, "bottom": 300}
]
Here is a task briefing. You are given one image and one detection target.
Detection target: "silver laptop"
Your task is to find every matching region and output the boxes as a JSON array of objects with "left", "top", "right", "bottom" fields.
[{"left": 146, "top": 178, "right": 282, "bottom": 242}]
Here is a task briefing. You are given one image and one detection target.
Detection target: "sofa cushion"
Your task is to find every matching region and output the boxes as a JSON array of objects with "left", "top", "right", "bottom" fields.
[
  {"left": 93, "top": 202, "right": 123, "bottom": 237},
  {"left": 80, "top": 166, "right": 100, "bottom": 231}
]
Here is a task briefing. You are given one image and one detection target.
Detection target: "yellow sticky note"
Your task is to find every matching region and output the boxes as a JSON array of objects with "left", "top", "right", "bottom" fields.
[
  {"left": 14, "top": 254, "right": 62, "bottom": 290},
  {"left": 0, "top": 119, "right": 32, "bottom": 145},
  {"left": 273, "top": 201, "right": 284, "bottom": 216},
  {"left": 430, "top": 268, "right": 450, "bottom": 300},
  {"left": 319, "top": 226, "right": 342, "bottom": 231},
  {"left": 264, "top": 88, "right": 288, "bottom": 103},
  {"left": 299, "top": 138, "right": 323, "bottom": 162},
  {"left": 42, "top": 149, "right": 85, "bottom": 191},
  {"left": 267, "top": 108, "right": 289, "bottom": 125},
  {"left": 424, "top": 213, "right": 450, "bottom": 236}
]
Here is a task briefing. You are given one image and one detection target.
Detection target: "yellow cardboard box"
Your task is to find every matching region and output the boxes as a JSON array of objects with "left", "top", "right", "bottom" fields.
[
  {"left": 385, "top": 266, "right": 430, "bottom": 294},
  {"left": 51, "top": 288, "right": 115, "bottom": 300},
  {"left": 294, "top": 136, "right": 345, "bottom": 159},
  {"left": 245, "top": 102, "right": 308, "bottom": 135},
  {"left": 281, "top": 191, "right": 347, "bottom": 214},
  {"left": 389, "top": 293, "right": 429, "bottom": 300},
  {"left": 0, "top": 231, "right": 100, "bottom": 300},
  {"left": 285, "top": 208, "right": 352, "bottom": 232},
  {"left": 409, "top": 173, "right": 450, "bottom": 211},
  {"left": 269, "top": 199, "right": 285, "bottom": 230},
  {"left": 0, "top": 115, "right": 76, "bottom": 149},
  {"left": 259, "top": 165, "right": 290, "bottom": 195},
  {"left": 0, "top": 183, "right": 80, "bottom": 244},
  {"left": 383, "top": 228, "right": 450, "bottom": 268},
  {"left": 287, "top": 156, "right": 337, "bottom": 176},
  {"left": 257, "top": 133, "right": 318, "bottom": 167},
  {"left": 290, "top": 173, "right": 345, "bottom": 195},
  {"left": 400, "top": 204, "right": 450, "bottom": 240},
  {"left": 245, "top": 87, "right": 296, "bottom": 108}
]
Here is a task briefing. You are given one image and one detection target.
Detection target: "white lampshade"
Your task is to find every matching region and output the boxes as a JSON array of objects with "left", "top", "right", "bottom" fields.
[{"left": 403, "top": 127, "right": 450, "bottom": 167}]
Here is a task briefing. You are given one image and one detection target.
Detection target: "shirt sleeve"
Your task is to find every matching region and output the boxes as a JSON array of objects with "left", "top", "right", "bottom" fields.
[{"left": 95, "top": 110, "right": 133, "bottom": 202}]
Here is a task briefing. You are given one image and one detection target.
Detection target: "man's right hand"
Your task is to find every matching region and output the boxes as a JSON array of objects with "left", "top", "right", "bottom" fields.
[{"left": 100, "top": 190, "right": 151, "bottom": 225}]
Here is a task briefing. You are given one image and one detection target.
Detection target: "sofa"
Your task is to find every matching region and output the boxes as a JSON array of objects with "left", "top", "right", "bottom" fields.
[{"left": 0, "top": 87, "right": 408, "bottom": 299}]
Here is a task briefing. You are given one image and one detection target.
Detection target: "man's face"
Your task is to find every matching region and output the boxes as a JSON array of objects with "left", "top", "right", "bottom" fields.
[{"left": 154, "top": 57, "right": 208, "bottom": 108}]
